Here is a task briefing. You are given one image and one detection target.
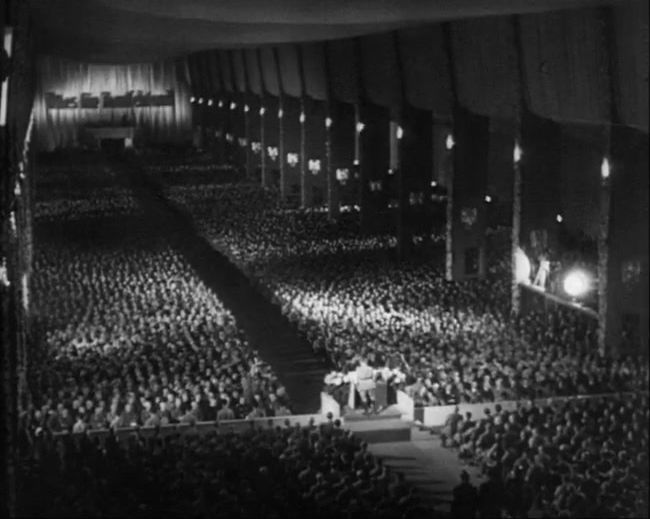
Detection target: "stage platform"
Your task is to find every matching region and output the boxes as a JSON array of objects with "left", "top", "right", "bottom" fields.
[{"left": 343, "top": 405, "right": 411, "bottom": 443}]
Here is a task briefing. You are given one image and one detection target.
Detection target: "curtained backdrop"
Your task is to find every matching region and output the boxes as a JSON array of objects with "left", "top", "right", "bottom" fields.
[{"left": 34, "top": 56, "right": 192, "bottom": 151}]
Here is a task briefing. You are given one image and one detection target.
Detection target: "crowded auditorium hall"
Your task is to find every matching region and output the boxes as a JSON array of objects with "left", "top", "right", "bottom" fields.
[{"left": 1, "top": 1, "right": 648, "bottom": 518}]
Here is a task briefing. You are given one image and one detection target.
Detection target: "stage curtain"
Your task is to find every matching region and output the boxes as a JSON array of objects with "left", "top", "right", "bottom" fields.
[
  {"left": 34, "top": 56, "right": 192, "bottom": 150},
  {"left": 197, "top": 52, "right": 217, "bottom": 96},
  {"left": 218, "top": 50, "right": 234, "bottom": 92},
  {"left": 277, "top": 44, "right": 302, "bottom": 98},
  {"left": 231, "top": 49, "right": 248, "bottom": 93},
  {"left": 519, "top": 8, "right": 611, "bottom": 125},
  {"left": 260, "top": 47, "right": 280, "bottom": 96},
  {"left": 359, "top": 32, "right": 402, "bottom": 110},
  {"left": 327, "top": 38, "right": 359, "bottom": 104},
  {"left": 397, "top": 26, "right": 452, "bottom": 117},
  {"left": 206, "top": 51, "right": 223, "bottom": 95},
  {"left": 244, "top": 49, "right": 263, "bottom": 96},
  {"left": 301, "top": 42, "right": 327, "bottom": 101},
  {"left": 450, "top": 16, "right": 519, "bottom": 119},
  {"left": 613, "top": 1, "right": 649, "bottom": 132}
]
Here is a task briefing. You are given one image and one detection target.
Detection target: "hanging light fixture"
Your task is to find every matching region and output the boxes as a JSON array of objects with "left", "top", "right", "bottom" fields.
[
  {"left": 514, "top": 141, "right": 523, "bottom": 164},
  {"left": 445, "top": 134, "right": 455, "bottom": 150},
  {"left": 601, "top": 157, "right": 610, "bottom": 179}
]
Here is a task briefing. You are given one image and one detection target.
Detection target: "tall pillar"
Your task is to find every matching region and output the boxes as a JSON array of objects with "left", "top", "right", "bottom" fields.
[
  {"left": 359, "top": 102, "right": 390, "bottom": 235},
  {"left": 512, "top": 133, "right": 523, "bottom": 315},
  {"left": 604, "top": 126, "right": 649, "bottom": 357},
  {"left": 299, "top": 97, "right": 308, "bottom": 207}
]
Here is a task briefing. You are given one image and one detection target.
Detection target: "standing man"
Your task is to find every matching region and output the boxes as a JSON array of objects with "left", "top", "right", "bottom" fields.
[
  {"left": 355, "top": 359, "right": 376, "bottom": 414},
  {"left": 451, "top": 470, "right": 478, "bottom": 518}
]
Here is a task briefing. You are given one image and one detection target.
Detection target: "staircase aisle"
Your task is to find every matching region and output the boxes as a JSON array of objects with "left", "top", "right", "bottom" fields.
[{"left": 368, "top": 429, "right": 484, "bottom": 517}]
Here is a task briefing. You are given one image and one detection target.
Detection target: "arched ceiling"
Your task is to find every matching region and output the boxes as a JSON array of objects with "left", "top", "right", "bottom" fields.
[{"left": 29, "top": 0, "right": 627, "bottom": 63}]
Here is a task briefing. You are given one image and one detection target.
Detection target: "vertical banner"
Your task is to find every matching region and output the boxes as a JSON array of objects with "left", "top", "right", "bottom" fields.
[
  {"left": 398, "top": 106, "right": 433, "bottom": 258},
  {"left": 282, "top": 96, "right": 302, "bottom": 207},
  {"left": 263, "top": 96, "right": 280, "bottom": 190},
  {"left": 451, "top": 106, "right": 490, "bottom": 279},
  {"left": 246, "top": 96, "right": 262, "bottom": 182},
  {"left": 304, "top": 98, "right": 327, "bottom": 208},
  {"left": 329, "top": 101, "right": 356, "bottom": 214},
  {"left": 359, "top": 102, "right": 390, "bottom": 234}
]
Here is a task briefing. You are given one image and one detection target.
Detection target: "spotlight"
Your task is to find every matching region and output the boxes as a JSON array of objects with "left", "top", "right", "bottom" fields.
[
  {"left": 207, "top": 99, "right": 213, "bottom": 106},
  {"left": 563, "top": 270, "right": 590, "bottom": 298},
  {"left": 190, "top": 96, "right": 196, "bottom": 103},
  {"left": 556, "top": 214, "right": 563, "bottom": 223},
  {"left": 325, "top": 117, "right": 332, "bottom": 128},
  {"left": 601, "top": 157, "right": 610, "bottom": 180},
  {"left": 514, "top": 247, "right": 531, "bottom": 284},
  {"left": 198, "top": 98, "right": 204, "bottom": 104},
  {"left": 445, "top": 134, "right": 455, "bottom": 150},
  {"left": 278, "top": 109, "right": 283, "bottom": 119},
  {"left": 484, "top": 195, "right": 492, "bottom": 203},
  {"left": 430, "top": 181, "right": 437, "bottom": 187},
  {"left": 259, "top": 107, "right": 265, "bottom": 116},
  {"left": 356, "top": 122, "right": 365, "bottom": 133},
  {"left": 396, "top": 126, "right": 404, "bottom": 140},
  {"left": 299, "top": 112, "right": 305, "bottom": 124},
  {"left": 244, "top": 104, "right": 250, "bottom": 113},
  {"left": 218, "top": 100, "right": 224, "bottom": 108},
  {"left": 230, "top": 101, "right": 236, "bottom": 110}
]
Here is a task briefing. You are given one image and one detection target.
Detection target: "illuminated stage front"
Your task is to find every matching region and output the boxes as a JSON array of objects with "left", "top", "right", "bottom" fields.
[{"left": 82, "top": 126, "right": 135, "bottom": 149}]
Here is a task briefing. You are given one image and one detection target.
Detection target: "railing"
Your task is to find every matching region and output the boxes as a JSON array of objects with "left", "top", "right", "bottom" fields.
[
  {"left": 49, "top": 413, "right": 327, "bottom": 442},
  {"left": 418, "top": 390, "right": 648, "bottom": 428}
]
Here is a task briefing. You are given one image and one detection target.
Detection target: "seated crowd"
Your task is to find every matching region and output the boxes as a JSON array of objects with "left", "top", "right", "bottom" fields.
[
  {"left": 17, "top": 417, "right": 427, "bottom": 518},
  {"left": 445, "top": 394, "right": 648, "bottom": 518},
  {"left": 157, "top": 179, "right": 648, "bottom": 409},
  {"left": 27, "top": 172, "right": 290, "bottom": 438}
]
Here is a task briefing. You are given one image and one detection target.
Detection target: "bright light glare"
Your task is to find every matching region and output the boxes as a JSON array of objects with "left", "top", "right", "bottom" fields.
[
  {"left": 514, "top": 142, "right": 523, "bottom": 163},
  {"left": 445, "top": 134, "right": 455, "bottom": 150},
  {"left": 514, "top": 247, "right": 531, "bottom": 284},
  {"left": 556, "top": 214, "right": 563, "bottom": 223},
  {"left": 601, "top": 157, "right": 610, "bottom": 179},
  {"left": 563, "top": 270, "right": 590, "bottom": 298}
]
